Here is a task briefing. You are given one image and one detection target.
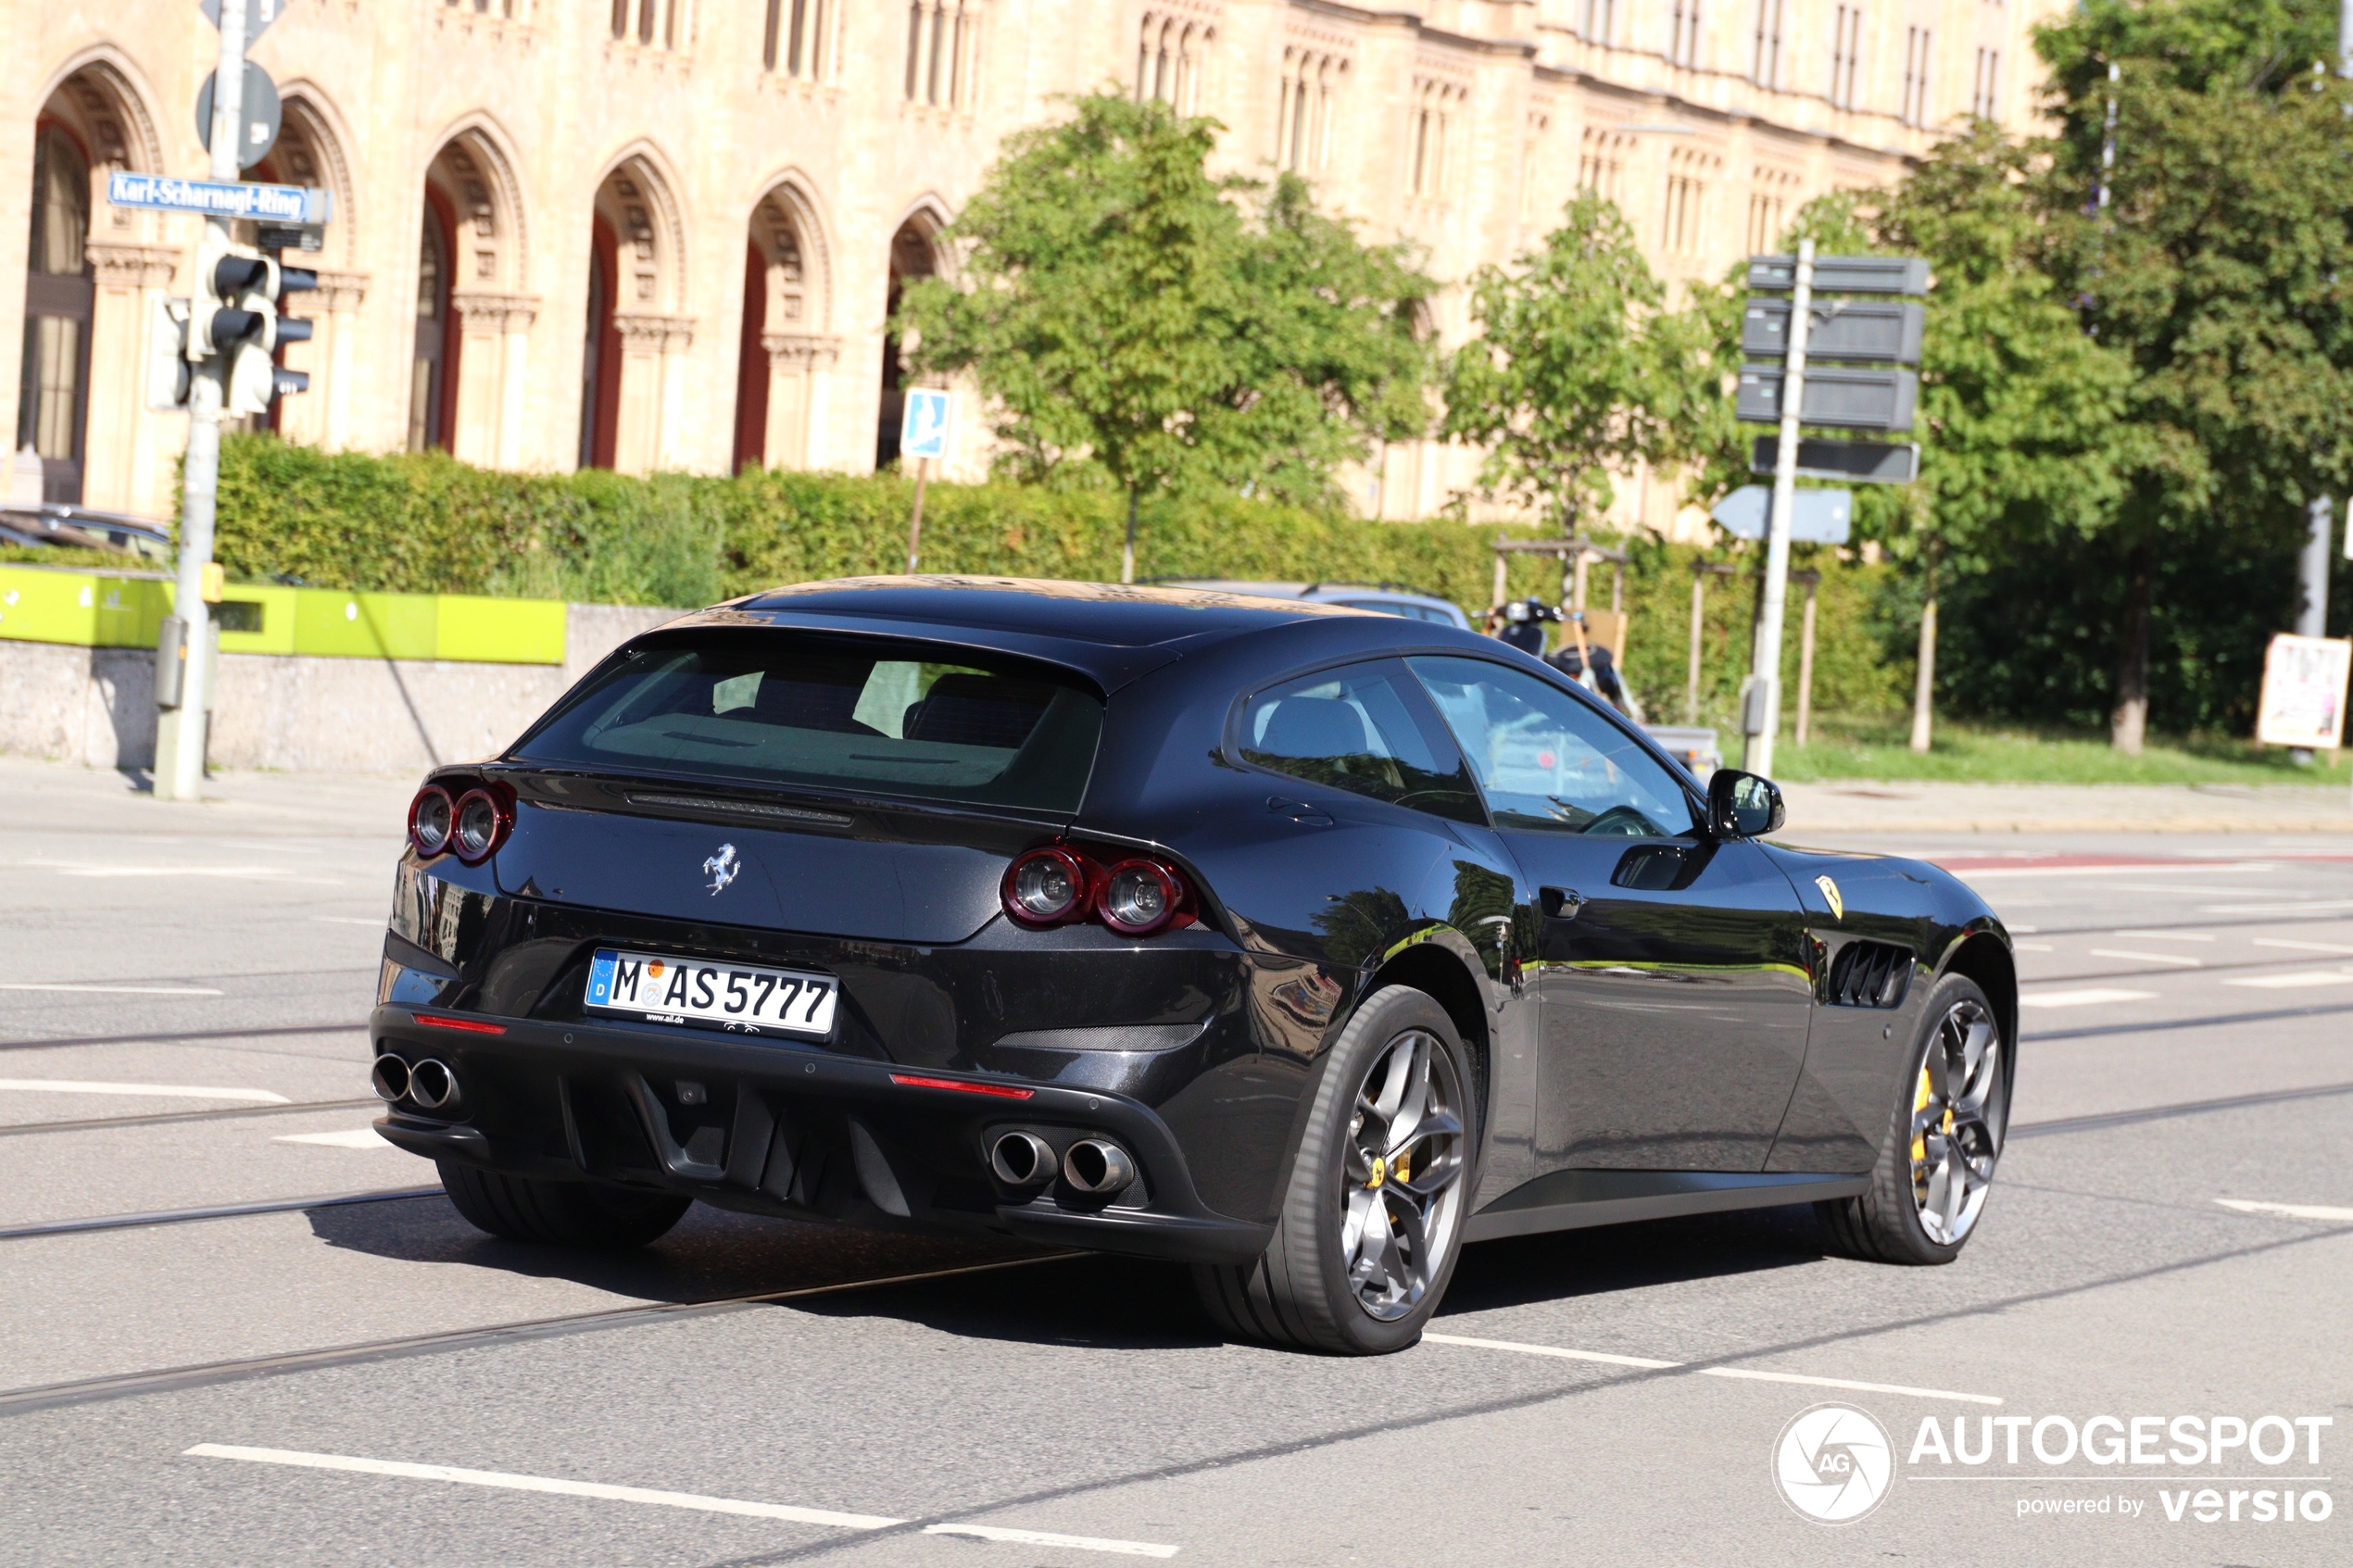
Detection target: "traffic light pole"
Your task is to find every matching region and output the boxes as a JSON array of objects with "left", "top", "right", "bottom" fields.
[
  {"left": 155, "top": 0, "right": 249, "bottom": 802},
  {"left": 1743, "top": 237, "right": 1813, "bottom": 777}
]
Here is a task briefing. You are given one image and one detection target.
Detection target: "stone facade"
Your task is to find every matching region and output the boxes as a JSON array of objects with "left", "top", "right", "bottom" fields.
[{"left": 2, "top": 0, "right": 2062, "bottom": 531}]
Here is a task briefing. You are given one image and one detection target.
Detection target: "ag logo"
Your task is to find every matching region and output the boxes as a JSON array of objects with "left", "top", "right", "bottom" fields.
[
  {"left": 702, "top": 843, "right": 739, "bottom": 896},
  {"left": 1773, "top": 1403, "right": 1893, "bottom": 1524},
  {"left": 1815, "top": 874, "right": 1844, "bottom": 921}
]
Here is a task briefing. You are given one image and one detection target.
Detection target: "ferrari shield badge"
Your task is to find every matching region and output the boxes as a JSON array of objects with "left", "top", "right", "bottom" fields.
[{"left": 1815, "top": 874, "right": 1843, "bottom": 921}]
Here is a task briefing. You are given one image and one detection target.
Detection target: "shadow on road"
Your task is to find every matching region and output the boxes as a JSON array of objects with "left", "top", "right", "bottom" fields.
[{"left": 303, "top": 1191, "right": 1830, "bottom": 1349}]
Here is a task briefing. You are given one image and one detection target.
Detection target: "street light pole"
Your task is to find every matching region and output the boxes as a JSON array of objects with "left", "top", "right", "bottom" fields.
[
  {"left": 154, "top": 0, "right": 248, "bottom": 801},
  {"left": 1743, "top": 237, "right": 1812, "bottom": 776}
]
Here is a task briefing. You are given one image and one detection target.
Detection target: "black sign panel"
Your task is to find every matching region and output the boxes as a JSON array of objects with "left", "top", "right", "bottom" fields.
[
  {"left": 1749, "top": 436, "right": 1920, "bottom": 483},
  {"left": 1746, "top": 255, "right": 1930, "bottom": 295},
  {"left": 1736, "top": 366, "right": 1917, "bottom": 432},
  {"left": 1743, "top": 299, "right": 1923, "bottom": 365}
]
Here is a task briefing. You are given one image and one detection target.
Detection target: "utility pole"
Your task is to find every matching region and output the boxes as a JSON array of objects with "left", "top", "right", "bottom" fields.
[
  {"left": 1742, "top": 239, "right": 1813, "bottom": 776},
  {"left": 154, "top": 0, "right": 250, "bottom": 801}
]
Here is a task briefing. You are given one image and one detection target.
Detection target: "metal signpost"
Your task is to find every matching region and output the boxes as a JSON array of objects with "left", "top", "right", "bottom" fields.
[
  {"left": 900, "top": 387, "right": 953, "bottom": 573},
  {"left": 132, "top": 0, "right": 327, "bottom": 800},
  {"left": 1733, "top": 243, "right": 1926, "bottom": 774}
]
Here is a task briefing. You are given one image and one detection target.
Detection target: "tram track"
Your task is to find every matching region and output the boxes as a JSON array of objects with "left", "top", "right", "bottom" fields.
[{"left": 0, "top": 1097, "right": 382, "bottom": 1138}]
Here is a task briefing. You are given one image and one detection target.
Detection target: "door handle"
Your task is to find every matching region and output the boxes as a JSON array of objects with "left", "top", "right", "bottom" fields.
[{"left": 1541, "top": 886, "right": 1585, "bottom": 920}]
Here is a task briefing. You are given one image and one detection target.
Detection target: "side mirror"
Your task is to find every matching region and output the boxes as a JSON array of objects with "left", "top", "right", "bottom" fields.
[{"left": 1707, "top": 769, "right": 1786, "bottom": 839}]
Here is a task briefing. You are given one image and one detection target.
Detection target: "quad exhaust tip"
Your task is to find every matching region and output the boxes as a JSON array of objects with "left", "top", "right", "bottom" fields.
[
  {"left": 370, "top": 1053, "right": 410, "bottom": 1104},
  {"left": 1063, "top": 1138, "right": 1136, "bottom": 1196},
  {"left": 989, "top": 1130, "right": 1057, "bottom": 1187},
  {"left": 408, "top": 1058, "right": 460, "bottom": 1112}
]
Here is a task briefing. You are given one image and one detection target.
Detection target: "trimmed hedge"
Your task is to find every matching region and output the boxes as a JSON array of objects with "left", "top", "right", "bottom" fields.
[{"left": 208, "top": 434, "right": 1907, "bottom": 725}]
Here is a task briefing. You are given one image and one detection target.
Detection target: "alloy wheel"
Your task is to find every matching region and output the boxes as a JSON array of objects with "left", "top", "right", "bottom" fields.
[
  {"left": 1340, "top": 1027, "right": 1466, "bottom": 1321},
  {"left": 1909, "top": 997, "right": 2004, "bottom": 1246}
]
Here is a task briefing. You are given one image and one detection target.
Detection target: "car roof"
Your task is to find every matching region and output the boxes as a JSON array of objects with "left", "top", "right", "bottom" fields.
[{"left": 663, "top": 576, "right": 1381, "bottom": 690}]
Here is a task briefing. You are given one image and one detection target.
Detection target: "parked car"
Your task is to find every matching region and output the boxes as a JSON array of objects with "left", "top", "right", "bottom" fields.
[
  {"left": 1160, "top": 579, "right": 1473, "bottom": 630},
  {"left": 371, "top": 578, "right": 2015, "bottom": 1354},
  {"left": 0, "top": 504, "right": 170, "bottom": 560}
]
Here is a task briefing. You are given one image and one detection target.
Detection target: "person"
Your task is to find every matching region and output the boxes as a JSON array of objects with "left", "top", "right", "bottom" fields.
[{"left": 1545, "top": 616, "right": 1630, "bottom": 713}]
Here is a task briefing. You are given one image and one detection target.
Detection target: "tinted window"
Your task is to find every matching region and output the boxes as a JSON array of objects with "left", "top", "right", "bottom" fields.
[
  {"left": 513, "top": 632, "right": 1102, "bottom": 812},
  {"left": 1408, "top": 656, "right": 1696, "bottom": 837},
  {"left": 1239, "top": 663, "right": 1484, "bottom": 824}
]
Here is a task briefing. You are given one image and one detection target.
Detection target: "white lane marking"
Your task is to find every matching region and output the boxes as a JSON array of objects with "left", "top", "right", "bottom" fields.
[
  {"left": 313, "top": 917, "right": 386, "bottom": 926},
  {"left": 2255, "top": 938, "right": 2353, "bottom": 956},
  {"left": 184, "top": 1445, "right": 1179, "bottom": 1558},
  {"left": 1421, "top": 1333, "right": 1680, "bottom": 1369},
  {"left": 928, "top": 1524, "right": 1177, "bottom": 1558},
  {"left": 2222, "top": 970, "right": 2353, "bottom": 990},
  {"left": 0, "top": 1079, "right": 288, "bottom": 1103},
  {"left": 2087, "top": 949, "right": 2203, "bottom": 967},
  {"left": 2111, "top": 930, "right": 2215, "bottom": 941},
  {"left": 0, "top": 984, "right": 223, "bottom": 996},
  {"left": 24, "top": 859, "right": 328, "bottom": 882},
  {"left": 2012, "top": 942, "right": 2055, "bottom": 952},
  {"left": 1421, "top": 1335, "right": 2001, "bottom": 1402},
  {"left": 1946, "top": 863, "right": 2269, "bottom": 880},
  {"left": 2207, "top": 899, "right": 2353, "bottom": 913},
  {"left": 273, "top": 1129, "right": 390, "bottom": 1148},
  {"left": 1694, "top": 1367, "right": 2005, "bottom": 1406},
  {"left": 2215, "top": 1198, "right": 2353, "bottom": 1223},
  {"left": 2017, "top": 988, "right": 2158, "bottom": 1010},
  {"left": 2008, "top": 924, "right": 2040, "bottom": 934}
]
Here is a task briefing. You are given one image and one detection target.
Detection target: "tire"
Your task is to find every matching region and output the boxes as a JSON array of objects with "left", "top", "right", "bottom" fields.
[
  {"left": 1192, "top": 985, "right": 1477, "bottom": 1354},
  {"left": 1818, "top": 972, "right": 2009, "bottom": 1265},
  {"left": 437, "top": 1160, "right": 691, "bottom": 1249}
]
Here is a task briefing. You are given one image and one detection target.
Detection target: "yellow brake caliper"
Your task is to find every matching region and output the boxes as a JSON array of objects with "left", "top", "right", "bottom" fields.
[{"left": 1910, "top": 1066, "right": 1934, "bottom": 1170}]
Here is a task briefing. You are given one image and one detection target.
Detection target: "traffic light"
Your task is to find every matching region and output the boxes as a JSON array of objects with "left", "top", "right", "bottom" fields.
[{"left": 191, "top": 232, "right": 317, "bottom": 415}]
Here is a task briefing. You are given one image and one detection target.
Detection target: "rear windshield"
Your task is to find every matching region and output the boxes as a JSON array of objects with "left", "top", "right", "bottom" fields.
[{"left": 512, "top": 631, "right": 1104, "bottom": 813}]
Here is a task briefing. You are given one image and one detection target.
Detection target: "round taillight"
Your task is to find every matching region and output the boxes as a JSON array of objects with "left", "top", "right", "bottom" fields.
[
  {"left": 1100, "top": 859, "right": 1181, "bottom": 935},
  {"left": 1003, "top": 847, "right": 1089, "bottom": 925},
  {"left": 409, "top": 785, "right": 454, "bottom": 859},
  {"left": 450, "top": 788, "right": 510, "bottom": 864}
]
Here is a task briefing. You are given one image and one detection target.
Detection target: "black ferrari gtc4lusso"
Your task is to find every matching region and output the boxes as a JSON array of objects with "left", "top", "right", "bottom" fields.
[{"left": 372, "top": 577, "right": 2014, "bottom": 1354}]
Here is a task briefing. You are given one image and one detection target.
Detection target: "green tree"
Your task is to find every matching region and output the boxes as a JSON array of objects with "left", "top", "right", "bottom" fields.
[
  {"left": 2034, "top": 6, "right": 2353, "bottom": 746},
  {"left": 900, "top": 94, "right": 1431, "bottom": 581},
  {"left": 1442, "top": 194, "right": 1701, "bottom": 542}
]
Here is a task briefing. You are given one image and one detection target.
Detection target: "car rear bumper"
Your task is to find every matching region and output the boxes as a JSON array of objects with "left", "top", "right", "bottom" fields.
[{"left": 370, "top": 1004, "right": 1275, "bottom": 1265}]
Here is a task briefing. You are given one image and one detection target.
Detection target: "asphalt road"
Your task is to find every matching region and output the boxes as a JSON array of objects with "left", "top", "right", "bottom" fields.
[{"left": 1, "top": 759, "right": 2347, "bottom": 1565}]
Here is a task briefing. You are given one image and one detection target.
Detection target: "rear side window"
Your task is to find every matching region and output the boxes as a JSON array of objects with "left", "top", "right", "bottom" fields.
[
  {"left": 1238, "top": 662, "right": 1485, "bottom": 824},
  {"left": 513, "top": 631, "right": 1102, "bottom": 813}
]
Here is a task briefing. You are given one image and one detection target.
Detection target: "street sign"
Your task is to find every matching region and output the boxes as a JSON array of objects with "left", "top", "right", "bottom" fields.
[
  {"left": 196, "top": 62, "right": 281, "bottom": 169},
  {"left": 1749, "top": 436, "right": 1919, "bottom": 484},
  {"left": 107, "top": 170, "right": 331, "bottom": 224},
  {"left": 199, "top": 0, "right": 283, "bottom": 44},
  {"left": 2255, "top": 633, "right": 2350, "bottom": 748},
  {"left": 1743, "top": 299, "right": 1922, "bottom": 365},
  {"left": 257, "top": 223, "right": 323, "bottom": 253},
  {"left": 1747, "top": 255, "right": 1930, "bottom": 295},
  {"left": 1737, "top": 365, "right": 1917, "bottom": 432},
  {"left": 900, "top": 387, "right": 954, "bottom": 462},
  {"left": 1711, "top": 485, "right": 1853, "bottom": 545}
]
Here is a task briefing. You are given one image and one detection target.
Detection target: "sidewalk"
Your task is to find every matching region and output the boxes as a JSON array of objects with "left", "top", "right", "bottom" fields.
[{"left": 1780, "top": 779, "right": 2353, "bottom": 834}]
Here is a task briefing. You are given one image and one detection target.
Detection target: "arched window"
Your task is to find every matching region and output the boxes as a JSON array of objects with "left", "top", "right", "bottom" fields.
[{"left": 17, "top": 123, "right": 93, "bottom": 501}]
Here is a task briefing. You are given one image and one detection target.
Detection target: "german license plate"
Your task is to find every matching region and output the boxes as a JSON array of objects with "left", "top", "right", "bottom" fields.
[{"left": 584, "top": 948, "right": 838, "bottom": 1036}]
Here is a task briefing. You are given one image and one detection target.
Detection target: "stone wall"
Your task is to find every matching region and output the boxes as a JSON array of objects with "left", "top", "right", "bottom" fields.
[{"left": 0, "top": 604, "right": 681, "bottom": 776}]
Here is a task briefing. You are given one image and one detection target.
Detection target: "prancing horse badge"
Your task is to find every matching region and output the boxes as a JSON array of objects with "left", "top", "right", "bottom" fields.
[{"left": 1815, "top": 874, "right": 1844, "bottom": 921}]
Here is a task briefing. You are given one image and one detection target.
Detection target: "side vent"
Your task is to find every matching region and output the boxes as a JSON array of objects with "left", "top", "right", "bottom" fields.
[{"left": 1826, "top": 940, "right": 1913, "bottom": 1009}]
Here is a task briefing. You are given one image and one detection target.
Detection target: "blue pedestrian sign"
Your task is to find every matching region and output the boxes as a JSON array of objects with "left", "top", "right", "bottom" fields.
[
  {"left": 106, "top": 170, "right": 332, "bottom": 225},
  {"left": 900, "top": 387, "right": 954, "bottom": 463}
]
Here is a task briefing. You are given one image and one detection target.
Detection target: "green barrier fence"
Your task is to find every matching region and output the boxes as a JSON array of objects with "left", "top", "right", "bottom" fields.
[{"left": 0, "top": 565, "right": 565, "bottom": 666}]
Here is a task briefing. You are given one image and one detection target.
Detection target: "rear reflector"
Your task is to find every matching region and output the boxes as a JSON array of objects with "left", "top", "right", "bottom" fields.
[
  {"left": 888, "top": 1072, "right": 1036, "bottom": 1099},
  {"left": 409, "top": 1012, "right": 508, "bottom": 1035}
]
